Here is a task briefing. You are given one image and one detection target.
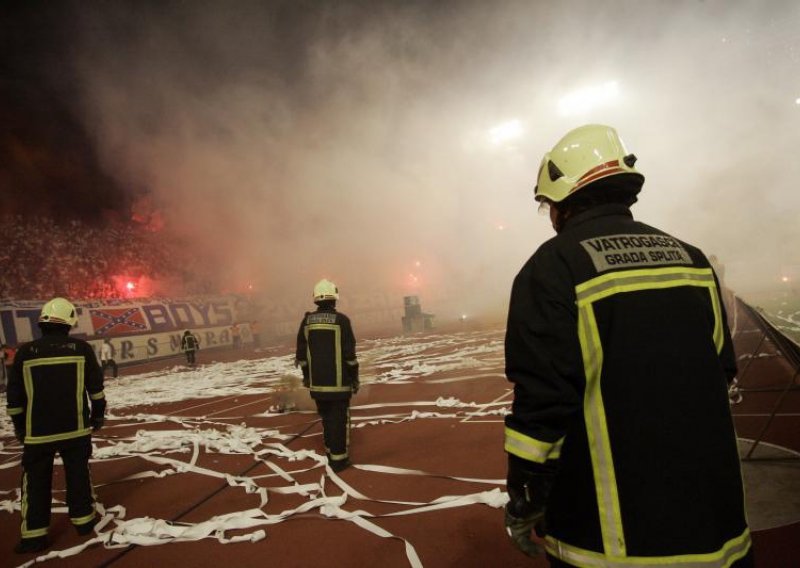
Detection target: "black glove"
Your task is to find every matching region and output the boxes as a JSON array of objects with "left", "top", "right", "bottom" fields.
[
  {"left": 348, "top": 361, "right": 359, "bottom": 394},
  {"left": 505, "top": 454, "right": 555, "bottom": 557},
  {"left": 14, "top": 428, "right": 25, "bottom": 444},
  {"left": 90, "top": 416, "right": 104, "bottom": 431},
  {"left": 505, "top": 506, "right": 545, "bottom": 556},
  {"left": 301, "top": 365, "right": 310, "bottom": 388},
  {"left": 90, "top": 397, "right": 106, "bottom": 432}
]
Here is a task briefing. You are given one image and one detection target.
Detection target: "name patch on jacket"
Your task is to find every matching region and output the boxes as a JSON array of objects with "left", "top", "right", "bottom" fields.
[
  {"left": 580, "top": 234, "right": 691, "bottom": 272},
  {"left": 307, "top": 313, "right": 337, "bottom": 324}
]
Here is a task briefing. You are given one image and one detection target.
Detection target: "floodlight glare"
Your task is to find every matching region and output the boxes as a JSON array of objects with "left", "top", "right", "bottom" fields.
[
  {"left": 558, "top": 81, "right": 620, "bottom": 116},
  {"left": 488, "top": 119, "right": 523, "bottom": 145}
]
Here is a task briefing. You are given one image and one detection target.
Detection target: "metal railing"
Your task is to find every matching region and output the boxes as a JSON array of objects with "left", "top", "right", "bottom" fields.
[{"left": 734, "top": 297, "right": 800, "bottom": 461}]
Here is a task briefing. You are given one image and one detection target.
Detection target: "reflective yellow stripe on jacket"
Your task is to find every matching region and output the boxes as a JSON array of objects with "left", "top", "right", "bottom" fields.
[
  {"left": 23, "top": 356, "right": 91, "bottom": 444},
  {"left": 305, "top": 323, "right": 351, "bottom": 392},
  {"left": 546, "top": 528, "right": 751, "bottom": 568},
  {"left": 574, "top": 267, "right": 726, "bottom": 560},
  {"left": 504, "top": 428, "right": 564, "bottom": 463}
]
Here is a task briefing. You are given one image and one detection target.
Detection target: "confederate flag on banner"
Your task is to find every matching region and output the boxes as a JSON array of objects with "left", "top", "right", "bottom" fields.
[{"left": 90, "top": 307, "right": 148, "bottom": 336}]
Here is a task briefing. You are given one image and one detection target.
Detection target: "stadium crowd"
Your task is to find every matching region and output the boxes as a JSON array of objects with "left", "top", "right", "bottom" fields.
[{"left": 0, "top": 215, "right": 217, "bottom": 301}]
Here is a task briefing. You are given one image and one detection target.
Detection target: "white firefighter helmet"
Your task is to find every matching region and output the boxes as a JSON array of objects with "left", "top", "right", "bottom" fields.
[
  {"left": 39, "top": 297, "right": 78, "bottom": 327},
  {"left": 534, "top": 124, "right": 644, "bottom": 203},
  {"left": 313, "top": 279, "right": 339, "bottom": 302}
]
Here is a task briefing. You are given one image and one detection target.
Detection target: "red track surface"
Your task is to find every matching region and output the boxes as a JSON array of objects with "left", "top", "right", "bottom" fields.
[{"left": 1, "top": 306, "right": 798, "bottom": 567}]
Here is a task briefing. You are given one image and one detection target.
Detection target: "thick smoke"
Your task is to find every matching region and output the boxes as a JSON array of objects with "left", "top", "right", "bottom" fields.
[{"left": 4, "top": 0, "right": 800, "bottom": 327}]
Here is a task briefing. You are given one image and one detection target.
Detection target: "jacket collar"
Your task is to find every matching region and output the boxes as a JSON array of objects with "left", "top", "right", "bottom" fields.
[{"left": 562, "top": 203, "right": 633, "bottom": 232}]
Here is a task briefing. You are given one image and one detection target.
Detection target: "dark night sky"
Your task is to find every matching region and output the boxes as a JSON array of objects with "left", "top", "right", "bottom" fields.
[
  {"left": 1, "top": 3, "right": 115, "bottom": 219},
  {"left": 0, "top": 1, "right": 306, "bottom": 221}
]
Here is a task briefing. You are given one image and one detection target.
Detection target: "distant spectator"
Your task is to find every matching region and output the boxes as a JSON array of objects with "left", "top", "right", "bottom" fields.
[
  {"left": 2, "top": 344, "right": 16, "bottom": 388},
  {"left": 230, "top": 323, "right": 242, "bottom": 350},
  {"left": 250, "top": 320, "right": 262, "bottom": 350},
  {"left": 1, "top": 344, "right": 8, "bottom": 389},
  {"left": 99, "top": 338, "right": 118, "bottom": 379}
]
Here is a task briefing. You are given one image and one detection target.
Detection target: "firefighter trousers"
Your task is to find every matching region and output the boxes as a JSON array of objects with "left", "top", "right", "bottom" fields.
[
  {"left": 20, "top": 436, "right": 96, "bottom": 540},
  {"left": 315, "top": 399, "right": 351, "bottom": 463}
]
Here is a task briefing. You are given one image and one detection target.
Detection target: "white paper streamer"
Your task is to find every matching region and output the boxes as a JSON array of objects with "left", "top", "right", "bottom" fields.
[{"left": 5, "top": 328, "right": 511, "bottom": 568}]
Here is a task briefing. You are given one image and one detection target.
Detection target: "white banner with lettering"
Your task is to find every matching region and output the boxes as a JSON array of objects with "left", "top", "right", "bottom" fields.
[{"left": 0, "top": 296, "right": 254, "bottom": 364}]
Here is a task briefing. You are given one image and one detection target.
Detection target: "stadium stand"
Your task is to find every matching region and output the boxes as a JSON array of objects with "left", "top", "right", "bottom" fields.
[{"left": 0, "top": 215, "right": 217, "bottom": 301}]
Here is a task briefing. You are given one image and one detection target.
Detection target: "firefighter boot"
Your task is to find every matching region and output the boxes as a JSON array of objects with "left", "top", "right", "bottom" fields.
[
  {"left": 330, "top": 458, "right": 352, "bottom": 473},
  {"left": 14, "top": 536, "right": 48, "bottom": 554},
  {"left": 76, "top": 517, "right": 98, "bottom": 536}
]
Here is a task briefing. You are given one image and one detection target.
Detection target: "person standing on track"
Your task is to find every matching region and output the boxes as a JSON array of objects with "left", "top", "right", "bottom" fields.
[
  {"left": 6, "top": 297, "right": 106, "bottom": 554},
  {"left": 181, "top": 330, "right": 200, "bottom": 366},
  {"left": 295, "top": 279, "right": 359, "bottom": 473},
  {"left": 0, "top": 343, "right": 8, "bottom": 389},
  {"left": 250, "top": 320, "right": 262, "bottom": 350},
  {"left": 100, "top": 338, "right": 118, "bottom": 379},
  {"left": 2, "top": 343, "right": 16, "bottom": 390},
  {"left": 503, "top": 125, "right": 751, "bottom": 566},
  {"left": 230, "top": 323, "right": 242, "bottom": 350}
]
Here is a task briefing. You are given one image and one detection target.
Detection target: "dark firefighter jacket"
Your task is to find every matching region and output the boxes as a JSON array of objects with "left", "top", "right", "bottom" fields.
[
  {"left": 6, "top": 333, "right": 105, "bottom": 444},
  {"left": 296, "top": 306, "right": 359, "bottom": 400},
  {"left": 505, "top": 203, "right": 750, "bottom": 566},
  {"left": 181, "top": 334, "right": 199, "bottom": 352}
]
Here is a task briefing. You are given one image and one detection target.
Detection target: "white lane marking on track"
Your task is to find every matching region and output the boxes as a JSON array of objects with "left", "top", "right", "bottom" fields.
[
  {"left": 427, "top": 373, "right": 505, "bottom": 384},
  {"left": 205, "top": 395, "right": 277, "bottom": 417},
  {"left": 461, "top": 389, "right": 513, "bottom": 423},
  {"left": 165, "top": 394, "right": 243, "bottom": 416},
  {"left": 738, "top": 437, "right": 800, "bottom": 458}
]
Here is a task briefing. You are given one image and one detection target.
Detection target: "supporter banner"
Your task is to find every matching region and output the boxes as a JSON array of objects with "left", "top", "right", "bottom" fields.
[
  {"left": 0, "top": 295, "right": 253, "bottom": 349},
  {"left": 1, "top": 291, "right": 439, "bottom": 352},
  {"left": 87, "top": 325, "right": 252, "bottom": 365}
]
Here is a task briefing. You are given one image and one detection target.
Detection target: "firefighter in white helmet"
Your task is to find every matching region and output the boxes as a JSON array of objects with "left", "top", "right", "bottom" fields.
[
  {"left": 295, "top": 279, "right": 359, "bottom": 473},
  {"left": 6, "top": 297, "right": 106, "bottom": 554},
  {"left": 181, "top": 330, "right": 200, "bottom": 366},
  {"left": 503, "top": 125, "right": 751, "bottom": 566}
]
